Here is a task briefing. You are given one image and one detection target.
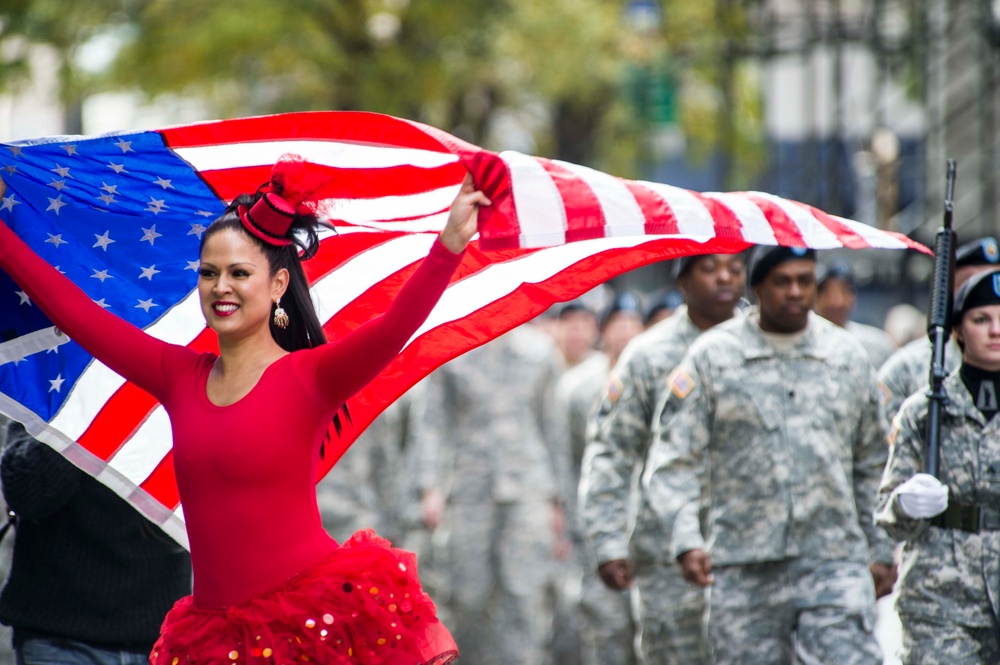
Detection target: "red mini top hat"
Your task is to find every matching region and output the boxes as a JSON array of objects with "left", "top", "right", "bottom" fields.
[
  {"left": 237, "top": 154, "right": 331, "bottom": 247},
  {"left": 238, "top": 193, "right": 295, "bottom": 247}
]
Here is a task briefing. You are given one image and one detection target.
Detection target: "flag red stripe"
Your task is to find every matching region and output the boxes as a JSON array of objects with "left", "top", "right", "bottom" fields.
[
  {"left": 536, "top": 159, "right": 606, "bottom": 243},
  {"left": 625, "top": 181, "right": 681, "bottom": 235},
  {"left": 138, "top": 450, "right": 181, "bottom": 510},
  {"left": 692, "top": 192, "right": 753, "bottom": 242},
  {"left": 199, "top": 162, "right": 467, "bottom": 204},
  {"left": 159, "top": 112, "right": 457, "bottom": 154}
]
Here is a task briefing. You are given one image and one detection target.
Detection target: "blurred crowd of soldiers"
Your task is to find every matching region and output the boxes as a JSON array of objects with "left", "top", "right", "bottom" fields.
[{"left": 313, "top": 235, "right": 1000, "bottom": 665}]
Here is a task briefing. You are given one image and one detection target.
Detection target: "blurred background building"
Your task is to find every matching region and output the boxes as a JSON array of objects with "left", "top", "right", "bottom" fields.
[{"left": 0, "top": 0, "right": 997, "bottom": 324}]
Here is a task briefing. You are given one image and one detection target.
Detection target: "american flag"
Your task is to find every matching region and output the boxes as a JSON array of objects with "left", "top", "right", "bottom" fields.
[{"left": 0, "top": 111, "right": 926, "bottom": 546}]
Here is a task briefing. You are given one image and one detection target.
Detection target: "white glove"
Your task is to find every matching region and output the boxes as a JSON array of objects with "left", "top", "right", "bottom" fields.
[{"left": 895, "top": 473, "right": 949, "bottom": 519}]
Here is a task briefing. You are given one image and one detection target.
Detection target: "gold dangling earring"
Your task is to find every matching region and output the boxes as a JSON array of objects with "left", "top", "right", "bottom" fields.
[{"left": 273, "top": 297, "right": 290, "bottom": 329}]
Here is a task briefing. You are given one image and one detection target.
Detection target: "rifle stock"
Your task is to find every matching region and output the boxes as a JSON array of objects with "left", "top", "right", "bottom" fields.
[{"left": 924, "top": 160, "right": 956, "bottom": 477}]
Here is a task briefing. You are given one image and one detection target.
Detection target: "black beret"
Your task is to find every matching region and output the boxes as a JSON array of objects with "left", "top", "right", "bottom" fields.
[
  {"left": 956, "top": 237, "right": 1000, "bottom": 268},
  {"left": 816, "top": 260, "right": 855, "bottom": 291},
  {"left": 644, "top": 290, "right": 684, "bottom": 325},
  {"left": 749, "top": 246, "right": 816, "bottom": 286},
  {"left": 600, "top": 291, "right": 643, "bottom": 329},
  {"left": 954, "top": 268, "right": 1000, "bottom": 319},
  {"left": 673, "top": 254, "right": 703, "bottom": 278},
  {"left": 558, "top": 300, "right": 596, "bottom": 319}
]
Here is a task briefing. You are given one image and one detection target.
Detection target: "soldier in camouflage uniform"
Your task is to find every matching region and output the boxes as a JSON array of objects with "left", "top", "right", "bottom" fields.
[
  {"left": 645, "top": 247, "right": 896, "bottom": 665},
  {"left": 875, "top": 269, "right": 1000, "bottom": 665},
  {"left": 412, "top": 324, "right": 571, "bottom": 665},
  {"left": 316, "top": 385, "right": 424, "bottom": 543},
  {"left": 815, "top": 260, "right": 896, "bottom": 370},
  {"left": 580, "top": 253, "right": 747, "bottom": 665},
  {"left": 879, "top": 237, "right": 999, "bottom": 421},
  {"left": 557, "top": 292, "right": 643, "bottom": 665}
]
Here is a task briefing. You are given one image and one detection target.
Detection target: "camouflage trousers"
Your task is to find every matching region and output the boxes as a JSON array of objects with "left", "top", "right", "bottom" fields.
[
  {"left": 444, "top": 500, "right": 556, "bottom": 665},
  {"left": 899, "top": 614, "right": 1000, "bottom": 665},
  {"left": 579, "top": 566, "right": 636, "bottom": 665},
  {"left": 708, "top": 558, "right": 881, "bottom": 665},
  {"left": 633, "top": 562, "right": 709, "bottom": 665}
]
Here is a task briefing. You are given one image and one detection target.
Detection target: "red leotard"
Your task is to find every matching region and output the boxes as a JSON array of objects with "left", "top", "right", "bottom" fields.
[{"left": 0, "top": 223, "right": 461, "bottom": 609}]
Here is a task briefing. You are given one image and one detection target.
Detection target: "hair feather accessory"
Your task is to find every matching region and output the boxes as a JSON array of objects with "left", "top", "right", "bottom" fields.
[{"left": 237, "top": 154, "right": 332, "bottom": 247}]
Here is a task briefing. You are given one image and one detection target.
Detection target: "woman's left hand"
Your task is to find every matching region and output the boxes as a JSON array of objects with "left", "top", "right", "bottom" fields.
[{"left": 438, "top": 173, "right": 491, "bottom": 254}]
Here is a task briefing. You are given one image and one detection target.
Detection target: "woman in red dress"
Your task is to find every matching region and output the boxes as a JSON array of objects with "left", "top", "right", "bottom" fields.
[{"left": 0, "top": 156, "right": 489, "bottom": 664}]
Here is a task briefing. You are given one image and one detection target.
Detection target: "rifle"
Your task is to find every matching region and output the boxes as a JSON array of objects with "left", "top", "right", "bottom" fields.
[{"left": 924, "top": 159, "right": 956, "bottom": 477}]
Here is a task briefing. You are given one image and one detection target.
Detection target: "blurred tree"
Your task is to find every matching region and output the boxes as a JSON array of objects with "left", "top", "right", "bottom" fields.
[
  {"left": 0, "top": 0, "right": 127, "bottom": 132},
  {"left": 1, "top": 0, "right": 767, "bottom": 184}
]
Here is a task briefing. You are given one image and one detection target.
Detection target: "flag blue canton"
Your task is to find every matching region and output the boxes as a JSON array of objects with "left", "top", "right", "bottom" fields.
[{"left": 0, "top": 130, "right": 224, "bottom": 421}]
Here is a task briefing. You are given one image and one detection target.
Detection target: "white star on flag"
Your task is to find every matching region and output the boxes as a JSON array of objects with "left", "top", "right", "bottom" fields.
[
  {"left": 15, "top": 290, "right": 30, "bottom": 306},
  {"left": 139, "top": 265, "right": 160, "bottom": 280},
  {"left": 46, "top": 195, "right": 67, "bottom": 214},
  {"left": 44, "top": 233, "right": 67, "bottom": 248},
  {"left": 135, "top": 298, "right": 158, "bottom": 312},
  {"left": 48, "top": 374, "right": 65, "bottom": 392},
  {"left": 140, "top": 226, "right": 162, "bottom": 245},
  {"left": 93, "top": 231, "right": 115, "bottom": 250}
]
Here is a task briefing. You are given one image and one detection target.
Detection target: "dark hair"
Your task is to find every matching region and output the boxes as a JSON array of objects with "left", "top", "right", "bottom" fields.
[{"left": 201, "top": 189, "right": 351, "bottom": 442}]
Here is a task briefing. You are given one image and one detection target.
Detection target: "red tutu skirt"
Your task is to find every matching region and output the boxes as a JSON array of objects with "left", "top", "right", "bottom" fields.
[{"left": 150, "top": 529, "right": 458, "bottom": 665}]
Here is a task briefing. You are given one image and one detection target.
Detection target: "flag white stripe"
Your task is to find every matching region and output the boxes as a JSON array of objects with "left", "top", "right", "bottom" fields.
[
  {"left": 314, "top": 183, "right": 460, "bottom": 226},
  {"left": 704, "top": 193, "right": 778, "bottom": 245},
  {"left": 637, "top": 181, "right": 718, "bottom": 237},
  {"left": 553, "top": 160, "right": 647, "bottom": 237},
  {"left": 173, "top": 140, "right": 459, "bottom": 172},
  {"left": 500, "top": 151, "right": 567, "bottom": 247},
  {"left": 0, "top": 326, "right": 69, "bottom": 365}
]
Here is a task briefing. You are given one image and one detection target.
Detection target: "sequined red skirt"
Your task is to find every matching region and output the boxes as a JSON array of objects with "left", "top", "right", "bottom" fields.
[{"left": 150, "top": 529, "right": 458, "bottom": 665}]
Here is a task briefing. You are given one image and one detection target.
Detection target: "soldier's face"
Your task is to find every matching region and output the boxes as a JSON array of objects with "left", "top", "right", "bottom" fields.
[
  {"left": 956, "top": 304, "right": 1000, "bottom": 371},
  {"left": 754, "top": 260, "right": 817, "bottom": 333},
  {"left": 815, "top": 277, "right": 855, "bottom": 328},
  {"left": 680, "top": 254, "right": 746, "bottom": 326}
]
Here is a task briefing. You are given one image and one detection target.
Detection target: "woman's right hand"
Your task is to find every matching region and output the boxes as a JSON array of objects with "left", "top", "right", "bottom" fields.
[{"left": 438, "top": 173, "right": 491, "bottom": 254}]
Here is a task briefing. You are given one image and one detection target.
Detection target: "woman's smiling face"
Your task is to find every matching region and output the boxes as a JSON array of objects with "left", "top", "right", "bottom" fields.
[{"left": 198, "top": 227, "right": 286, "bottom": 342}]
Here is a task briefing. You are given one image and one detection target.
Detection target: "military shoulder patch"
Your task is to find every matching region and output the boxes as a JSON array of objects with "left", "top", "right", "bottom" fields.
[
  {"left": 605, "top": 375, "right": 624, "bottom": 405},
  {"left": 887, "top": 418, "right": 900, "bottom": 448},
  {"left": 668, "top": 368, "right": 696, "bottom": 400},
  {"left": 878, "top": 381, "right": 892, "bottom": 408}
]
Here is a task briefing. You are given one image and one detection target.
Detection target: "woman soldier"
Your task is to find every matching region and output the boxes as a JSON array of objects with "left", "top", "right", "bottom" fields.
[{"left": 875, "top": 268, "right": 1000, "bottom": 664}]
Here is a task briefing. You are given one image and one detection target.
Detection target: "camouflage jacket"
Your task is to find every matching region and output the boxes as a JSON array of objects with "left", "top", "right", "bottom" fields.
[
  {"left": 580, "top": 306, "right": 703, "bottom": 565},
  {"left": 874, "top": 370, "right": 1000, "bottom": 625},
  {"left": 878, "top": 336, "right": 961, "bottom": 422},
  {"left": 846, "top": 321, "right": 896, "bottom": 371},
  {"left": 645, "top": 312, "right": 895, "bottom": 567},
  {"left": 412, "top": 326, "right": 570, "bottom": 505}
]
